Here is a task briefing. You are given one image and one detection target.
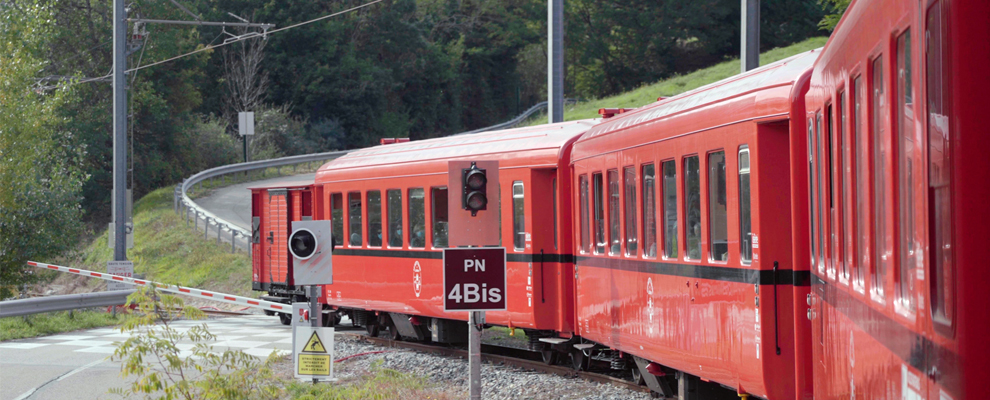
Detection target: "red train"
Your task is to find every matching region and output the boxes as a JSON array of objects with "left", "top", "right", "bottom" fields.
[{"left": 247, "top": 0, "right": 990, "bottom": 397}]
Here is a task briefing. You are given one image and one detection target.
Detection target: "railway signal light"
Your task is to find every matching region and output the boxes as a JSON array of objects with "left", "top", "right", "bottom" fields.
[{"left": 462, "top": 162, "right": 488, "bottom": 216}]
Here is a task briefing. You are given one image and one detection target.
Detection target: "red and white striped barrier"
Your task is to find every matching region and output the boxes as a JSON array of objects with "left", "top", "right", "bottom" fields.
[{"left": 27, "top": 261, "right": 289, "bottom": 314}]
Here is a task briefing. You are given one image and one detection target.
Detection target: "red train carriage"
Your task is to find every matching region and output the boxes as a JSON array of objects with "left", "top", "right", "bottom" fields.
[
  {"left": 567, "top": 50, "right": 820, "bottom": 399},
  {"left": 311, "top": 121, "right": 596, "bottom": 344},
  {"left": 249, "top": 181, "right": 336, "bottom": 324},
  {"left": 804, "top": 0, "right": 990, "bottom": 398}
]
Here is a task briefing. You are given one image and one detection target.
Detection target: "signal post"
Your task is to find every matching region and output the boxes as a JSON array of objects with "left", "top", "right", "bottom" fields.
[{"left": 445, "top": 160, "right": 504, "bottom": 400}]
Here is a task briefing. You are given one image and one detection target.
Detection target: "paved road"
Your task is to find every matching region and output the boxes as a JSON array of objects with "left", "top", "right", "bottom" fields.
[
  {"left": 0, "top": 314, "right": 355, "bottom": 400},
  {"left": 194, "top": 173, "right": 315, "bottom": 230}
]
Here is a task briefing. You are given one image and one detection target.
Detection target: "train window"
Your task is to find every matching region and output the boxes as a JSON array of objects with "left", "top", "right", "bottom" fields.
[
  {"left": 431, "top": 187, "right": 448, "bottom": 248},
  {"left": 840, "top": 92, "right": 851, "bottom": 281},
  {"left": 816, "top": 113, "right": 825, "bottom": 274},
  {"left": 348, "top": 192, "right": 362, "bottom": 246},
  {"left": 896, "top": 30, "right": 916, "bottom": 310},
  {"left": 662, "top": 161, "right": 678, "bottom": 259},
  {"left": 331, "top": 193, "right": 343, "bottom": 246},
  {"left": 871, "top": 56, "right": 888, "bottom": 300},
  {"left": 387, "top": 189, "right": 403, "bottom": 248},
  {"left": 642, "top": 164, "right": 657, "bottom": 258},
  {"left": 580, "top": 175, "right": 590, "bottom": 253},
  {"left": 409, "top": 188, "right": 425, "bottom": 248},
  {"left": 553, "top": 178, "right": 558, "bottom": 250},
  {"left": 708, "top": 151, "right": 728, "bottom": 262},
  {"left": 593, "top": 172, "right": 605, "bottom": 254},
  {"left": 367, "top": 191, "right": 383, "bottom": 247},
  {"left": 512, "top": 181, "right": 526, "bottom": 250},
  {"left": 854, "top": 76, "right": 869, "bottom": 289},
  {"left": 927, "top": 1, "right": 953, "bottom": 327},
  {"left": 624, "top": 167, "right": 638, "bottom": 256},
  {"left": 738, "top": 147, "right": 752, "bottom": 264},
  {"left": 684, "top": 156, "right": 702, "bottom": 260},
  {"left": 827, "top": 104, "right": 839, "bottom": 278},
  {"left": 808, "top": 118, "right": 816, "bottom": 269},
  {"left": 608, "top": 170, "right": 621, "bottom": 255}
]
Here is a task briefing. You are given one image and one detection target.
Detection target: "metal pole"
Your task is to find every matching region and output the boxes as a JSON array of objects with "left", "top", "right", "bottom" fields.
[
  {"left": 547, "top": 0, "right": 564, "bottom": 124},
  {"left": 741, "top": 0, "right": 760, "bottom": 73},
  {"left": 469, "top": 311, "right": 483, "bottom": 399},
  {"left": 112, "top": 0, "right": 128, "bottom": 262},
  {"left": 310, "top": 285, "right": 320, "bottom": 385}
]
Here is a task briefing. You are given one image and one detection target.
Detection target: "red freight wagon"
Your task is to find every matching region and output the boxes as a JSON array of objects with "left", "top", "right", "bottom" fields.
[
  {"left": 567, "top": 50, "right": 820, "bottom": 399},
  {"left": 249, "top": 181, "right": 328, "bottom": 324},
  {"left": 804, "top": 0, "right": 990, "bottom": 398},
  {"left": 312, "top": 121, "right": 596, "bottom": 345}
]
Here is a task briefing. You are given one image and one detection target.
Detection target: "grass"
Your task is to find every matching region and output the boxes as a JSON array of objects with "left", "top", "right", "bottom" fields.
[
  {"left": 525, "top": 36, "right": 829, "bottom": 125},
  {"left": 44, "top": 186, "right": 254, "bottom": 303},
  {"left": 284, "top": 360, "right": 456, "bottom": 400},
  {"left": 1, "top": 310, "right": 131, "bottom": 341}
]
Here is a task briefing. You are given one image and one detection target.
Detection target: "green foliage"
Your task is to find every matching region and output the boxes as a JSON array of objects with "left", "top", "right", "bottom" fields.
[
  {"left": 285, "top": 360, "right": 430, "bottom": 400},
  {"left": 1, "top": 310, "right": 129, "bottom": 341},
  {"left": 110, "top": 286, "right": 282, "bottom": 400},
  {"left": 0, "top": 1, "right": 86, "bottom": 298},
  {"left": 818, "top": 0, "right": 852, "bottom": 32},
  {"left": 79, "top": 188, "right": 253, "bottom": 297}
]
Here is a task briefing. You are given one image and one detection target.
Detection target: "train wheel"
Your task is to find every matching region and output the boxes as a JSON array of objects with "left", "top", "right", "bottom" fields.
[
  {"left": 278, "top": 313, "right": 291, "bottom": 326},
  {"left": 366, "top": 323, "right": 380, "bottom": 337},
  {"left": 570, "top": 349, "right": 590, "bottom": 371},
  {"left": 541, "top": 349, "right": 559, "bottom": 365}
]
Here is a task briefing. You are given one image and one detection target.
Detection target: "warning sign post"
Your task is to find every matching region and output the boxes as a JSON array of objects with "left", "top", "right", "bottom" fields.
[{"left": 293, "top": 326, "right": 334, "bottom": 381}]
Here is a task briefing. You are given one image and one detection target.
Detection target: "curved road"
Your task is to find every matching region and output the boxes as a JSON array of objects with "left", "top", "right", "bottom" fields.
[{"left": 194, "top": 173, "right": 315, "bottom": 230}]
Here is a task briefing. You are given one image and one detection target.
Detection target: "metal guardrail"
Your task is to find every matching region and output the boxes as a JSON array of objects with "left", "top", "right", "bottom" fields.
[
  {"left": 174, "top": 151, "right": 349, "bottom": 254},
  {"left": 0, "top": 290, "right": 136, "bottom": 318},
  {"left": 175, "top": 101, "right": 567, "bottom": 254}
]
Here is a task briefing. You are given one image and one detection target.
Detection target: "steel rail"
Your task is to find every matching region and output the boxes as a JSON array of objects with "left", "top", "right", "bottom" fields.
[
  {"left": 350, "top": 333, "right": 649, "bottom": 394},
  {"left": 0, "top": 290, "right": 136, "bottom": 318}
]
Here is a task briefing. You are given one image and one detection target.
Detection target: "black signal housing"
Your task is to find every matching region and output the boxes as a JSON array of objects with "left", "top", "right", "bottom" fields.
[{"left": 462, "top": 163, "right": 488, "bottom": 216}]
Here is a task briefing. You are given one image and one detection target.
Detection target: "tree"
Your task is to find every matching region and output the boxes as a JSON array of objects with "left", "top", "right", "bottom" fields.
[
  {"left": 0, "top": 1, "right": 86, "bottom": 298},
  {"left": 220, "top": 27, "right": 270, "bottom": 124},
  {"left": 818, "top": 0, "right": 851, "bottom": 32}
]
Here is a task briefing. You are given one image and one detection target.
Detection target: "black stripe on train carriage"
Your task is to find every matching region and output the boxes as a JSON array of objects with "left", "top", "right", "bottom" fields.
[
  {"left": 576, "top": 256, "right": 811, "bottom": 286},
  {"left": 812, "top": 273, "right": 959, "bottom": 398},
  {"left": 331, "top": 248, "right": 574, "bottom": 263}
]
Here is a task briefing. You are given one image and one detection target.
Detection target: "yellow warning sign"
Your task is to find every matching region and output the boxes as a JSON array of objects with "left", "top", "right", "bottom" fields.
[
  {"left": 298, "top": 354, "right": 331, "bottom": 375},
  {"left": 302, "top": 331, "right": 327, "bottom": 353}
]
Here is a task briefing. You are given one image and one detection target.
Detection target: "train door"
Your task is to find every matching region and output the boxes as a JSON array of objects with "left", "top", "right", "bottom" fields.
[{"left": 267, "top": 189, "right": 290, "bottom": 286}]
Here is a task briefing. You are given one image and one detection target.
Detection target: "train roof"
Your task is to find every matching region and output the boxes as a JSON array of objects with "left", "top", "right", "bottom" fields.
[
  {"left": 316, "top": 120, "right": 598, "bottom": 182},
  {"left": 571, "top": 49, "right": 820, "bottom": 161},
  {"left": 247, "top": 181, "right": 315, "bottom": 191}
]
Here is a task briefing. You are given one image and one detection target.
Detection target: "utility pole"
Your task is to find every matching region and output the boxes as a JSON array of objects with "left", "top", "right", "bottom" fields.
[
  {"left": 112, "top": 0, "right": 128, "bottom": 262},
  {"left": 741, "top": 0, "right": 760, "bottom": 73},
  {"left": 547, "top": 0, "right": 563, "bottom": 124},
  {"left": 108, "top": 4, "right": 272, "bottom": 258}
]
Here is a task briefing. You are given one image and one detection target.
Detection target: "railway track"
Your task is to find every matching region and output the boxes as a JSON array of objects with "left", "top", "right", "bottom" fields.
[{"left": 347, "top": 331, "right": 650, "bottom": 395}]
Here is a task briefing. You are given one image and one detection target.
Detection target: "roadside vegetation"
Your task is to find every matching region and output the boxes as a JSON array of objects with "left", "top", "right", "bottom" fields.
[
  {"left": 526, "top": 36, "right": 829, "bottom": 125},
  {"left": 0, "top": 310, "right": 131, "bottom": 341}
]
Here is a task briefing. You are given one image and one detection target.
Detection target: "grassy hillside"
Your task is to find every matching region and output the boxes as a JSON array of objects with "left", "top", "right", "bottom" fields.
[
  {"left": 62, "top": 187, "right": 253, "bottom": 300},
  {"left": 527, "top": 36, "right": 828, "bottom": 125}
]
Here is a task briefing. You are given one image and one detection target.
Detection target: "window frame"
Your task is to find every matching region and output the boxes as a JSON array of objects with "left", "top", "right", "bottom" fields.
[
  {"left": 661, "top": 160, "right": 678, "bottom": 260},
  {"left": 870, "top": 54, "right": 887, "bottom": 302},
  {"left": 593, "top": 172, "right": 606, "bottom": 254},
  {"left": 366, "top": 190, "right": 383, "bottom": 248},
  {"left": 512, "top": 181, "right": 526, "bottom": 251},
  {"left": 738, "top": 146, "right": 752, "bottom": 264},
  {"left": 683, "top": 155, "right": 702, "bottom": 261},
  {"left": 642, "top": 163, "right": 658, "bottom": 259},
  {"left": 623, "top": 166, "right": 638, "bottom": 257},
  {"left": 408, "top": 187, "right": 426, "bottom": 249},
  {"left": 431, "top": 186, "right": 449, "bottom": 249},
  {"left": 347, "top": 191, "right": 363, "bottom": 247},
  {"left": 386, "top": 189, "right": 403, "bottom": 248},
  {"left": 707, "top": 150, "right": 729, "bottom": 263}
]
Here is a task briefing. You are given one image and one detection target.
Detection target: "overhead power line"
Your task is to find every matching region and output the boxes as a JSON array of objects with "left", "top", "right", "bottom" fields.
[{"left": 124, "top": 0, "right": 384, "bottom": 75}]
